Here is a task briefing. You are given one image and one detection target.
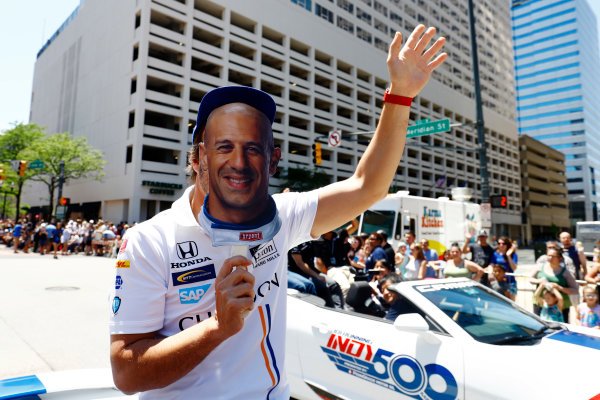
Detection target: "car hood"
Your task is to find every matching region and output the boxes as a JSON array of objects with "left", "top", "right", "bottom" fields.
[{"left": 463, "top": 329, "right": 600, "bottom": 400}]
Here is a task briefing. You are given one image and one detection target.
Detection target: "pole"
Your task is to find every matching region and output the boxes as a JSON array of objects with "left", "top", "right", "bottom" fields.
[
  {"left": 468, "top": 0, "right": 489, "bottom": 203},
  {"left": 1, "top": 191, "right": 6, "bottom": 220},
  {"left": 57, "top": 161, "right": 65, "bottom": 201}
]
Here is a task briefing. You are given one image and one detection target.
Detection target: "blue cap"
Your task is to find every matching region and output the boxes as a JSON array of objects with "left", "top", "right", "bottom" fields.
[{"left": 193, "top": 86, "right": 276, "bottom": 142}]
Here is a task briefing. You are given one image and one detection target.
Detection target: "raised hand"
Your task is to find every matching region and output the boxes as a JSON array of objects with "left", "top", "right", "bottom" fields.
[
  {"left": 387, "top": 25, "right": 447, "bottom": 98},
  {"left": 214, "top": 255, "right": 255, "bottom": 338}
]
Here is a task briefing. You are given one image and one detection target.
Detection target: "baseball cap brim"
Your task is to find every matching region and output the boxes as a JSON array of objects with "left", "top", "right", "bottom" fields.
[{"left": 193, "top": 86, "right": 276, "bottom": 142}]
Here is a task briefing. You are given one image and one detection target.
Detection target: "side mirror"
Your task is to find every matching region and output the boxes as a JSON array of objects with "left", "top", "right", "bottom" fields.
[{"left": 393, "top": 313, "right": 429, "bottom": 332}]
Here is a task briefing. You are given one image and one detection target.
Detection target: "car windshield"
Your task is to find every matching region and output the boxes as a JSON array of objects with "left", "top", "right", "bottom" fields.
[{"left": 414, "top": 280, "right": 550, "bottom": 344}]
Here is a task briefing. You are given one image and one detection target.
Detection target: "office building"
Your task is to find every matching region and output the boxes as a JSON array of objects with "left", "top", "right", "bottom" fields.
[
  {"left": 512, "top": 0, "right": 600, "bottom": 225},
  {"left": 519, "top": 134, "right": 569, "bottom": 243},
  {"left": 29, "top": 0, "right": 521, "bottom": 237}
]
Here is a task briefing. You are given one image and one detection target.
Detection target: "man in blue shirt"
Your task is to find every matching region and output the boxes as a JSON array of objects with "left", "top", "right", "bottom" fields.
[
  {"left": 365, "top": 232, "right": 391, "bottom": 270},
  {"left": 12, "top": 220, "right": 23, "bottom": 253},
  {"left": 420, "top": 238, "right": 439, "bottom": 262}
]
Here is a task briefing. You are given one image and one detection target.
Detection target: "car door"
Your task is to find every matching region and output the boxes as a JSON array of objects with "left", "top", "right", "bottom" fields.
[{"left": 293, "top": 294, "right": 465, "bottom": 400}]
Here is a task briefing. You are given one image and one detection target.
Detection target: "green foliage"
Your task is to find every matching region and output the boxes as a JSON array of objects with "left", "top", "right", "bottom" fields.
[
  {"left": 0, "top": 123, "right": 45, "bottom": 163},
  {"left": 22, "top": 132, "right": 106, "bottom": 215},
  {"left": 277, "top": 166, "right": 331, "bottom": 192},
  {"left": 0, "top": 123, "right": 106, "bottom": 219}
]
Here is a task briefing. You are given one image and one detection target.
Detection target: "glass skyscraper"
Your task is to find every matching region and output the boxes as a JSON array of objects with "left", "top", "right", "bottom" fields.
[{"left": 512, "top": 0, "right": 600, "bottom": 224}]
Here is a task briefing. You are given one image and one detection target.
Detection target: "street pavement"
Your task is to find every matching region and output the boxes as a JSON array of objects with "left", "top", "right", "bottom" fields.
[
  {"left": 0, "top": 245, "right": 539, "bottom": 381},
  {"left": 0, "top": 245, "right": 114, "bottom": 380}
]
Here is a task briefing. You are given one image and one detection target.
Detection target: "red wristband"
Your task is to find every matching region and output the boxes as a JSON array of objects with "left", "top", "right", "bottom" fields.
[{"left": 383, "top": 89, "right": 413, "bottom": 106}]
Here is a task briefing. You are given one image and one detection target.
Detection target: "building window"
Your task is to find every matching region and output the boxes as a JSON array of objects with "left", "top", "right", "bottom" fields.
[
  {"left": 316, "top": 4, "right": 334, "bottom": 22},
  {"left": 356, "top": 8, "right": 372, "bottom": 24},
  {"left": 337, "top": 0, "right": 353, "bottom": 13},
  {"left": 128, "top": 111, "right": 135, "bottom": 128},
  {"left": 374, "top": 18, "right": 388, "bottom": 34},
  {"left": 374, "top": 37, "right": 387, "bottom": 51},
  {"left": 126, "top": 146, "right": 133, "bottom": 164},
  {"left": 291, "top": 0, "right": 312, "bottom": 11},
  {"left": 357, "top": 27, "right": 372, "bottom": 43},
  {"left": 373, "top": 0, "right": 388, "bottom": 16},
  {"left": 337, "top": 15, "right": 354, "bottom": 33}
]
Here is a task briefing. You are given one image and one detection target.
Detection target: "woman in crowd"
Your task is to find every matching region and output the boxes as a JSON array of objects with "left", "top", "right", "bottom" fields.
[
  {"left": 490, "top": 236, "right": 518, "bottom": 295},
  {"left": 404, "top": 244, "right": 427, "bottom": 281},
  {"left": 394, "top": 242, "right": 410, "bottom": 277},
  {"left": 529, "top": 246, "right": 578, "bottom": 323},
  {"left": 443, "top": 243, "right": 484, "bottom": 281}
]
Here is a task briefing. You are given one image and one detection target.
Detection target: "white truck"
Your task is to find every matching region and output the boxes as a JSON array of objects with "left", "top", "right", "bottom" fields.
[
  {"left": 576, "top": 221, "right": 600, "bottom": 259},
  {"left": 358, "top": 190, "right": 482, "bottom": 256}
]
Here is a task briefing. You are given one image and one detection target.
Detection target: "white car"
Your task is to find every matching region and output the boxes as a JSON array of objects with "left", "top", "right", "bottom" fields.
[{"left": 286, "top": 278, "right": 600, "bottom": 400}]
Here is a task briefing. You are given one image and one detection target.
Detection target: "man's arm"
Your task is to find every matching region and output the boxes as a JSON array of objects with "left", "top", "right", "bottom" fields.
[
  {"left": 110, "top": 256, "right": 254, "bottom": 394},
  {"left": 291, "top": 252, "right": 323, "bottom": 281},
  {"left": 310, "top": 25, "right": 446, "bottom": 237}
]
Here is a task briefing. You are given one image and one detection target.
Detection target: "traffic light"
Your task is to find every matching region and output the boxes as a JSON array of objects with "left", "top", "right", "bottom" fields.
[
  {"left": 18, "top": 160, "right": 27, "bottom": 176},
  {"left": 490, "top": 194, "right": 508, "bottom": 208},
  {"left": 59, "top": 197, "right": 70, "bottom": 206},
  {"left": 312, "top": 142, "right": 322, "bottom": 165},
  {"left": 0, "top": 168, "right": 5, "bottom": 180}
]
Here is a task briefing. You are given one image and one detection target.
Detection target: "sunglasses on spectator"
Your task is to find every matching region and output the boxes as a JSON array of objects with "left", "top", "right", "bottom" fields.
[{"left": 584, "top": 294, "right": 598, "bottom": 298}]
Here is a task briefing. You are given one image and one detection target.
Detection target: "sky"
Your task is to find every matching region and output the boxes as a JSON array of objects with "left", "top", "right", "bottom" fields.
[{"left": 1, "top": 0, "right": 600, "bottom": 133}]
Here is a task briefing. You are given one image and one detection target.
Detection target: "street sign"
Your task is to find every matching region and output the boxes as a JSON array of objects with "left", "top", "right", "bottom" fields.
[
  {"left": 328, "top": 130, "right": 341, "bottom": 147},
  {"left": 407, "top": 118, "right": 450, "bottom": 138},
  {"left": 481, "top": 203, "right": 492, "bottom": 228},
  {"left": 55, "top": 205, "right": 66, "bottom": 219},
  {"left": 29, "top": 160, "right": 44, "bottom": 169}
]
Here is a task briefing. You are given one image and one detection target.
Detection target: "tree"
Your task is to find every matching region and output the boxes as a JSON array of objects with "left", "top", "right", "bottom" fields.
[
  {"left": 0, "top": 123, "right": 45, "bottom": 220},
  {"left": 22, "top": 132, "right": 106, "bottom": 218},
  {"left": 277, "top": 166, "right": 331, "bottom": 192}
]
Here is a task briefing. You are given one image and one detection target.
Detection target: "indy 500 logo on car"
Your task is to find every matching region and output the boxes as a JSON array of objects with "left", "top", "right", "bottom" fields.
[{"left": 322, "top": 333, "right": 458, "bottom": 399}]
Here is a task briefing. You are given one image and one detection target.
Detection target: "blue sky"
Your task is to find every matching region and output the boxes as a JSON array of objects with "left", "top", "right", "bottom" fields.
[{"left": 1, "top": 0, "right": 600, "bottom": 133}]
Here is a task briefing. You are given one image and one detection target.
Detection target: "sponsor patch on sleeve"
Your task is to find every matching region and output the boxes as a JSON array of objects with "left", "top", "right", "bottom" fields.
[{"left": 116, "top": 260, "right": 130, "bottom": 268}]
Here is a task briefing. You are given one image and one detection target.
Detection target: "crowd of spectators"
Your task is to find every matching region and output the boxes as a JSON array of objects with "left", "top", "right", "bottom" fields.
[
  {"left": 1, "top": 216, "right": 133, "bottom": 259},
  {"left": 287, "top": 223, "right": 598, "bottom": 327}
]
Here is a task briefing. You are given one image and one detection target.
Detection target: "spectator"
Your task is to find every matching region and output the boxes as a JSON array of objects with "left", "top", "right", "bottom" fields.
[
  {"left": 575, "top": 286, "right": 600, "bottom": 329},
  {"left": 420, "top": 238, "right": 439, "bottom": 262},
  {"left": 364, "top": 232, "right": 391, "bottom": 271},
  {"left": 490, "top": 236, "right": 518, "bottom": 294},
  {"left": 38, "top": 223, "right": 48, "bottom": 255},
  {"left": 377, "top": 230, "right": 396, "bottom": 262},
  {"left": 12, "top": 219, "right": 23, "bottom": 253},
  {"left": 347, "top": 235, "right": 364, "bottom": 267},
  {"left": 530, "top": 246, "right": 577, "bottom": 322},
  {"left": 287, "top": 241, "right": 344, "bottom": 309},
  {"left": 537, "top": 240, "right": 576, "bottom": 278},
  {"left": 462, "top": 229, "right": 494, "bottom": 269},
  {"left": 370, "top": 258, "right": 395, "bottom": 289},
  {"left": 534, "top": 283, "right": 564, "bottom": 323},
  {"left": 488, "top": 264, "right": 514, "bottom": 300},
  {"left": 584, "top": 262, "right": 600, "bottom": 285},
  {"left": 404, "top": 230, "right": 416, "bottom": 252},
  {"left": 559, "top": 231, "right": 587, "bottom": 281},
  {"left": 443, "top": 243, "right": 484, "bottom": 281},
  {"left": 394, "top": 242, "right": 410, "bottom": 277},
  {"left": 380, "top": 273, "right": 404, "bottom": 321},
  {"left": 404, "top": 244, "right": 427, "bottom": 280}
]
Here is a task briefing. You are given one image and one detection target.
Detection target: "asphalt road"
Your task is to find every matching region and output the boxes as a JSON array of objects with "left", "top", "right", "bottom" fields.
[
  {"left": 0, "top": 244, "right": 539, "bottom": 381},
  {"left": 0, "top": 245, "right": 114, "bottom": 380}
]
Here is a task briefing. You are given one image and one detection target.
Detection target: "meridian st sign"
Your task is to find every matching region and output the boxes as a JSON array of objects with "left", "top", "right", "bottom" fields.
[{"left": 407, "top": 118, "right": 450, "bottom": 138}]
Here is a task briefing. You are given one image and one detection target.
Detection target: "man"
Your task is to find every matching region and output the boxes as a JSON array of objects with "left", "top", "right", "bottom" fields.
[
  {"left": 404, "top": 230, "right": 416, "bottom": 248},
  {"left": 378, "top": 229, "right": 396, "bottom": 262},
  {"left": 287, "top": 241, "right": 344, "bottom": 308},
  {"left": 312, "top": 218, "right": 359, "bottom": 270},
  {"left": 364, "top": 232, "right": 390, "bottom": 271},
  {"left": 109, "top": 25, "right": 446, "bottom": 398},
  {"left": 420, "top": 238, "right": 438, "bottom": 262},
  {"left": 462, "top": 229, "right": 494, "bottom": 269},
  {"left": 559, "top": 231, "right": 587, "bottom": 280}
]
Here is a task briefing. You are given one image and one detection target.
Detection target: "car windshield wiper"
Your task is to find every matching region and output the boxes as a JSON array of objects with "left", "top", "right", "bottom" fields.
[{"left": 490, "top": 326, "right": 551, "bottom": 345}]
